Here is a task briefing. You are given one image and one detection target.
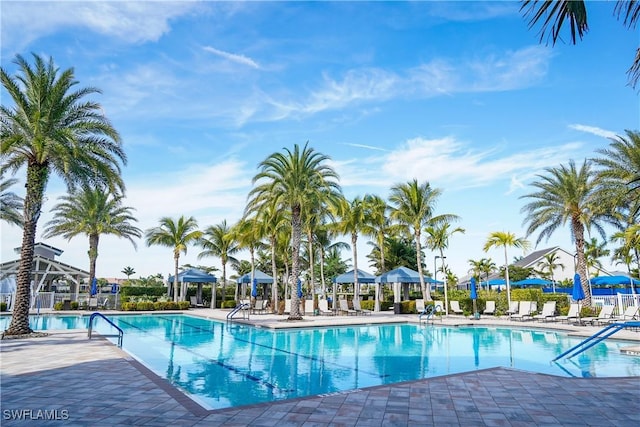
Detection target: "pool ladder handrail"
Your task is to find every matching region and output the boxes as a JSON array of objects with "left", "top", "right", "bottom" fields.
[
  {"left": 227, "top": 302, "right": 251, "bottom": 321},
  {"left": 552, "top": 320, "right": 640, "bottom": 362},
  {"left": 419, "top": 304, "right": 437, "bottom": 324},
  {"left": 88, "top": 312, "right": 123, "bottom": 347}
]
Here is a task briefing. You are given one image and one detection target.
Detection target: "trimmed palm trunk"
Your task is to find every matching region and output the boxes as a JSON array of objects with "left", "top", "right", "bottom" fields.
[
  {"left": 572, "top": 217, "right": 591, "bottom": 307},
  {"left": 173, "top": 253, "right": 180, "bottom": 303},
  {"left": 5, "top": 164, "right": 48, "bottom": 335},
  {"left": 351, "top": 232, "right": 360, "bottom": 300},
  {"left": 88, "top": 233, "right": 99, "bottom": 286},
  {"left": 414, "top": 230, "right": 431, "bottom": 301},
  {"left": 270, "top": 236, "right": 278, "bottom": 313},
  {"left": 289, "top": 205, "right": 303, "bottom": 319}
]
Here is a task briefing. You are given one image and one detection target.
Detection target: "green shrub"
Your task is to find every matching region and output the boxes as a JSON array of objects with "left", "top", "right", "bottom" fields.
[
  {"left": 121, "top": 302, "right": 137, "bottom": 311},
  {"left": 121, "top": 286, "right": 167, "bottom": 298},
  {"left": 360, "top": 300, "right": 375, "bottom": 311},
  {"left": 153, "top": 301, "right": 166, "bottom": 310},
  {"left": 222, "top": 300, "right": 237, "bottom": 309},
  {"left": 136, "top": 301, "right": 155, "bottom": 311},
  {"left": 70, "top": 301, "right": 79, "bottom": 310},
  {"left": 0, "top": 302, "right": 8, "bottom": 312},
  {"left": 400, "top": 300, "right": 416, "bottom": 314},
  {"left": 177, "top": 301, "right": 190, "bottom": 310},
  {"left": 53, "top": 302, "right": 63, "bottom": 311}
]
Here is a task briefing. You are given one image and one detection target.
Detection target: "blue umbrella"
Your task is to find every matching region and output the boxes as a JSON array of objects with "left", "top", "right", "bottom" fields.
[
  {"left": 90, "top": 277, "right": 98, "bottom": 296},
  {"left": 572, "top": 273, "right": 585, "bottom": 302},
  {"left": 297, "top": 279, "right": 303, "bottom": 298},
  {"left": 470, "top": 277, "right": 478, "bottom": 318},
  {"left": 251, "top": 277, "right": 258, "bottom": 298}
]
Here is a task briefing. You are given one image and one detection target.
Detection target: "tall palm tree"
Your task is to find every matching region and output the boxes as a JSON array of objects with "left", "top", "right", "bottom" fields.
[
  {"left": 247, "top": 143, "right": 341, "bottom": 320},
  {"left": 198, "top": 220, "right": 239, "bottom": 308},
  {"left": 594, "top": 130, "right": 640, "bottom": 216},
  {"left": 363, "top": 194, "right": 390, "bottom": 273},
  {"left": 424, "top": 222, "right": 464, "bottom": 315},
  {"left": 121, "top": 266, "right": 136, "bottom": 279},
  {"left": 520, "top": 160, "right": 604, "bottom": 306},
  {"left": 536, "top": 252, "right": 565, "bottom": 292},
  {"left": 145, "top": 216, "right": 202, "bottom": 302},
  {"left": 520, "top": 1, "right": 640, "bottom": 88},
  {"left": 479, "top": 258, "right": 497, "bottom": 290},
  {"left": 0, "top": 170, "right": 23, "bottom": 227},
  {"left": 468, "top": 258, "right": 483, "bottom": 283},
  {"left": 483, "top": 231, "right": 530, "bottom": 313},
  {"left": 43, "top": 186, "right": 141, "bottom": 288},
  {"left": 332, "top": 195, "right": 368, "bottom": 300},
  {"left": 1, "top": 54, "right": 125, "bottom": 335},
  {"left": 389, "top": 179, "right": 452, "bottom": 301},
  {"left": 233, "top": 216, "right": 265, "bottom": 303}
]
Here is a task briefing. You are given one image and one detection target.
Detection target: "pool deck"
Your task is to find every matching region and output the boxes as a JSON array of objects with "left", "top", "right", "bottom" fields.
[{"left": 1, "top": 309, "right": 640, "bottom": 426}]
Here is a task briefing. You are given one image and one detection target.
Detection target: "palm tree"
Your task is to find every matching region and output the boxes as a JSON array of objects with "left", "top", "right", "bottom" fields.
[
  {"left": 389, "top": 179, "right": 452, "bottom": 301},
  {"left": 468, "top": 258, "right": 483, "bottom": 283},
  {"left": 363, "top": 194, "right": 390, "bottom": 273},
  {"left": 332, "top": 195, "right": 368, "bottom": 300},
  {"left": 594, "top": 130, "right": 640, "bottom": 216},
  {"left": 520, "top": 1, "right": 640, "bottom": 88},
  {"left": 198, "top": 220, "right": 239, "bottom": 308},
  {"left": 247, "top": 143, "right": 341, "bottom": 320},
  {"left": 520, "top": 160, "right": 604, "bottom": 307},
  {"left": 424, "top": 222, "right": 464, "bottom": 315},
  {"left": 1, "top": 54, "right": 125, "bottom": 335},
  {"left": 0, "top": 170, "right": 23, "bottom": 227},
  {"left": 536, "top": 252, "right": 565, "bottom": 292},
  {"left": 145, "top": 216, "right": 202, "bottom": 302},
  {"left": 121, "top": 266, "right": 136, "bottom": 279},
  {"left": 483, "top": 231, "right": 530, "bottom": 313},
  {"left": 43, "top": 186, "right": 141, "bottom": 288},
  {"left": 233, "top": 216, "right": 265, "bottom": 303}
]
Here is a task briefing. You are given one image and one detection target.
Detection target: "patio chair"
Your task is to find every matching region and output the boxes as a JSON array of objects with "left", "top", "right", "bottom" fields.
[
  {"left": 284, "top": 299, "right": 291, "bottom": 314},
  {"left": 432, "top": 301, "right": 444, "bottom": 314},
  {"left": 190, "top": 296, "right": 204, "bottom": 308},
  {"left": 318, "top": 299, "right": 334, "bottom": 316},
  {"left": 352, "top": 298, "right": 371, "bottom": 315},
  {"left": 339, "top": 299, "right": 357, "bottom": 316},
  {"left": 511, "top": 301, "right": 533, "bottom": 321},
  {"left": 532, "top": 301, "right": 556, "bottom": 322},
  {"left": 88, "top": 297, "right": 98, "bottom": 310},
  {"left": 483, "top": 301, "right": 496, "bottom": 315},
  {"left": 100, "top": 297, "right": 110, "bottom": 309},
  {"left": 583, "top": 305, "right": 615, "bottom": 325},
  {"left": 556, "top": 303, "right": 580, "bottom": 323},
  {"left": 450, "top": 300, "right": 463, "bottom": 315},
  {"left": 605, "top": 305, "right": 639, "bottom": 324},
  {"left": 506, "top": 301, "right": 519, "bottom": 316},
  {"left": 415, "top": 299, "right": 426, "bottom": 314}
]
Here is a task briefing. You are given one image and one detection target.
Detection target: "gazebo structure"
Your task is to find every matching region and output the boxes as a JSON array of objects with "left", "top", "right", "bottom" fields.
[
  {"left": 168, "top": 269, "right": 217, "bottom": 306},
  {"left": 237, "top": 270, "right": 275, "bottom": 301},
  {"left": 0, "top": 242, "right": 89, "bottom": 309},
  {"left": 333, "top": 269, "right": 376, "bottom": 310}
]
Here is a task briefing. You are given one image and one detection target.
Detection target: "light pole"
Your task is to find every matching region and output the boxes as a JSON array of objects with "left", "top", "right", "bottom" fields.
[{"left": 435, "top": 255, "right": 447, "bottom": 315}]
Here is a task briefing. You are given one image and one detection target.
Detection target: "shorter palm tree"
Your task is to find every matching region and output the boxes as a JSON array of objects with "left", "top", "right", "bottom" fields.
[
  {"left": 121, "top": 266, "right": 136, "bottom": 279},
  {"left": 0, "top": 170, "right": 23, "bottom": 227},
  {"left": 145, "top": 216, "right": 202, "bottom": 302},
  {"left": 536, "top": 252, "right": 564, "bottom": 292},
  {"left": 198, "top": 220, "right": 239, "bottom": 308},
  {"left": 43, "top": 186, "right": 141, "bottom": 287}
]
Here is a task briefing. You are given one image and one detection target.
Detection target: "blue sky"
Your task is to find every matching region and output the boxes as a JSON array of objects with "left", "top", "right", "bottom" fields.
[{"left": 1, "top": 1, "right": 638, "bottom": 281}]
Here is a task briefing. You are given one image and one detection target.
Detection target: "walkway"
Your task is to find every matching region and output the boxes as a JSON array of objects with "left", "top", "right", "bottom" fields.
[{"left": 1, "top": 312, "right": 639, "bottom": 426}]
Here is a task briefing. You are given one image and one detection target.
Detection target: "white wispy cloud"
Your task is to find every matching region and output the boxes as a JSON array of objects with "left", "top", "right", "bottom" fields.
[
  {"left": 343, "top": 143, "right": 389, "bottom": 152},
  {"left": 203, "top": 46, "right": 261, "bottom": 69},
  {"left": 569, "top": 124, "right": 617, "bottom": 139},
  {"left": 1, "top": 2, "right": 199, "bottom": 51}
]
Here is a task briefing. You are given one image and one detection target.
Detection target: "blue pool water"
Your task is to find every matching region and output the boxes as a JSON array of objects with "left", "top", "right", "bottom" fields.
[{"left": 2, "top": 314, "right": 639, "bottom": 410}]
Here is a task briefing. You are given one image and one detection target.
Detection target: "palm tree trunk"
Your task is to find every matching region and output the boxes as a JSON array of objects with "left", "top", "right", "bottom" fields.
[
  {"left": 307, "top": 229, "right": 315, "bottom": 298},
  {"left": 573, "top": 217, "right": 591, "bottom": 306},
  {"left": 173, "top": 254, "right": 179, "bottom": 303},
  {"left": 5, "top": 163, "right": 48, "bottom": 336},
  {"left": 440, "top": 248, "right": 448, "bottom": 314},
  {"left": 415, "top": 230, "right": 430, "bottom": 301},
  {"left": 290, "top": 205, "right": 302, "bottom": 319},
  {"left": 319, "top": 247, "right": 327, "bottom": 299},
  {"left": 503, "top": 246, "right": 511, "bottom": 314},
  {"left": 88, "top": 234, "right": 99, "bottom": 286},
  {"left": 378, "top": 235, "right": 386, "bottom": 273},
  {"left": 271, "top": 236, "right": 278, "bottom": 313},
  {"left": 221, "top": 259, "right": 227, "bottom": 304},
  {"left": 352, "top": 233, "right": 360, "bottom": 300}
]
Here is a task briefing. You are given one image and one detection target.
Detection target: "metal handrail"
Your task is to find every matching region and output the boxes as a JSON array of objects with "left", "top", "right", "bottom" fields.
[
  {"left": 552, "top": 320, "right": 640, "bottom": 362},
  {"left": 419, "top": 304, "right": 438, "bottom": 323},
  {"left": 88, "top": 312, "right": 123, "bottom": 347},
  {"left": 226, "top": 303, "right": 250, "bottom": 321}
]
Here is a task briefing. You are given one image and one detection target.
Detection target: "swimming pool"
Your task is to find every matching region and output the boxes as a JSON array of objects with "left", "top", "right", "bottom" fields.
[{"left": 3, "top": 314, "right": 639, "bottom": 410}]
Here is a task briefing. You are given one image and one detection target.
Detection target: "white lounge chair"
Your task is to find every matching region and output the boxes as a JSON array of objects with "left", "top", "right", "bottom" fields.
[
  {"left": 532, "top": 301, "right": 556, "bottom": 322},
  {"left": 606, "top": 305, "right": 639, "bottom": 324},
  {"left": 352, "top": 298, "right": 371, "bottom": 315},
  {"left": 556, "top": 303, "right": 580, "bottom": 323},
  {"left": 190, "top": 296, "right": 204, "bottom": 308},
  {"left": 432, "top": 301, "right": 444, "bottom": 314},
  {"left": 483, "top": 301, "right": 496, "bottom": 315},
  {"left": 583, "top": 305, "right": 615, "bottom": 325},
  {"left": 415, "top": 299, "right": 426, "bottom": 314},
  {"left": 284, "top": 299, "right": 292, "bottom": 314},
  {"left": 318, "top": 299, "right": 334, "bottom": 316},
  {"left": 450, "top": 300, "right": 463, "bottom": 315},
  {"left": 339, "top": 299, "right": 357, "bottom": 316},
  {"left": 506, "top": 301, "right": 519, "bottom": 316},
  {"left": 511, "top": 301, "right": 533, "bottom": 321}
]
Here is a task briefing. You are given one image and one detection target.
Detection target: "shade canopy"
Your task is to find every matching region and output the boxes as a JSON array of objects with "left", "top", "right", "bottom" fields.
[
  {"left": 486, "top": 278, "right": 506, "bottom": 286},
  {"left": 512, "top": 278, "right": 552, "bottom": 286},
  {"left": 375, "top": 266, "right": 421, "bottom": 283},
  {"left": 168, "top": 268, "right": 217, "bottom": 283},
  {"left": 334, "top": 269, "right": 376, "bottom": 284},
  {"left": 237, "top": 269, "right": 274, "bottom": 284},
  {"left": 590, "top": 275, "right": 640, "bottom": 286}
]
